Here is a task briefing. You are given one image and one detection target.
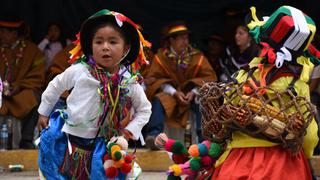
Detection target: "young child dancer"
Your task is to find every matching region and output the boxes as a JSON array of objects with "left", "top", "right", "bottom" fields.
[{"left": 37, "top": 9, "right": 152, "bottom": 179}]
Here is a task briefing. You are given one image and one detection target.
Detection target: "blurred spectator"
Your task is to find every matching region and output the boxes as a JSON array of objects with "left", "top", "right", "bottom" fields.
[
  {"left": 140, "top": 46, "right": 155, "bottom": 89},
  {"left": 0, "top": 76, "right": 2, "bottom": 108},
  {"left": 203, "top": 25, "right": 260, "bottom": 82},
  {"left": 38, "top": 21, "right": 71, "bottom": 72},
  {"left": 0, "top": 15, "right": 45, "bottom": 149},
  {"left": 227, "top": 24, "right": 260, "bottom": 71},
  {"left": 45, "top": 43, "right": 75, "bottom": 111},
  {"left": 46, "top": 43, "right": 74, "bottom": 83},
  {"left": 309, "top": 33, "right": 320, "bottom": 106},
  {"left": 144, "top": 21, "right": 216, "bottom": 150},
  {"left": 308, "top": 33, "right": 320, "bottom": 155},
  {"left": 203, "top": 32, "right": 233, "bottom": 82}
]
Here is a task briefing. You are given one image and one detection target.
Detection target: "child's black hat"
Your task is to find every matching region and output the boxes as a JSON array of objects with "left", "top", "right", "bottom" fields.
[{"left": 70, "top": 9, "right": 151, "bottom": 70}]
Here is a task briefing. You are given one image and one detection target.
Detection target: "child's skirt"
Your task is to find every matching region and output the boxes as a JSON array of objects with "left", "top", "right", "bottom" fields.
[
  {"left": 211, "top": 146, "right": 312, "bottom": 180},
  {"left": 38, "top": 111, "right": 127, "bottom": 180}
]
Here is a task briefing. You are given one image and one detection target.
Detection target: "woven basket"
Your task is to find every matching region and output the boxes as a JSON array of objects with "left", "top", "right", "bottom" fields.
[{"left": 199, "top": 81, "right": 316, "bottom": 152}]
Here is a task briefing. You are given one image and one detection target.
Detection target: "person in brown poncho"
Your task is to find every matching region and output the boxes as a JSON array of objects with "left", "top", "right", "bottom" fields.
[
  {"left": 0, "top": 16, "right": 45, "bottom": 149},
  {"left": 144, "top": 21, "right": 217, "bottom": 150}
]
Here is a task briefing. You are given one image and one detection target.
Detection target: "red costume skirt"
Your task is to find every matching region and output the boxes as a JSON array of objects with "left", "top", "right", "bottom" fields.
[{"left": 212, "top": 146, "right": 312, "bottom": 180}]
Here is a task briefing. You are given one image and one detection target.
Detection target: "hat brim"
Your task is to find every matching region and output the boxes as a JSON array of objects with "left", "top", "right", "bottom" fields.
[
  {"left": 0, "top": 21, "right": 23, "bottom": 28},
  {"left": 164, "top": 29, "right": 190, "bottom": 39},
  {"left": 80, "top": 15, "right": 140, "bottom": 66}
]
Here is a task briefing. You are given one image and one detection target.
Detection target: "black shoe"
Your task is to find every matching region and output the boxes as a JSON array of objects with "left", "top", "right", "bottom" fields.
[{"left": 145, "top": 136, "right": 159, "bottom": 151}]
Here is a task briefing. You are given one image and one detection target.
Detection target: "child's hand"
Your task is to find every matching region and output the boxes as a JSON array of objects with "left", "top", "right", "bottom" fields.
[
  {"left": 155, "top": 133, "right": 168, "bottom": 149},
  {"left": 37, "top": 114, "right": 49, "bottom": 131}
]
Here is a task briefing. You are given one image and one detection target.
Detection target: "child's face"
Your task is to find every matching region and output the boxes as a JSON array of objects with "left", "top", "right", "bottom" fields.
[
  {"left": 48, "top": 24, "right": 61, "bottom": 42},
  {"left": 92, "top": 24, "right": 129, "bottom": 73}
]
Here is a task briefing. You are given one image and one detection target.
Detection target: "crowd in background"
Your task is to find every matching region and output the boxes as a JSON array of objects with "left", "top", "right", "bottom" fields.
[{"left": 0, "top": 11, "right": 320, "bottom": 154}]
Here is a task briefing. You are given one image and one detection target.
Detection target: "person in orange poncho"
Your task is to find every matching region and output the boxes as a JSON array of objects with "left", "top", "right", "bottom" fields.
[
  {"left": 144, "top": 21, "right": 217, "bottom": 150},
  {"left": 0, "top": 15, "right": 45, "bottom": 149}
]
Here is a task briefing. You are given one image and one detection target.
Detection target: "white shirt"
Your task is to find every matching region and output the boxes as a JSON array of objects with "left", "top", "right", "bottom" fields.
[
  {"left": 38, "top": 38, "right": 63, "bottom": 70},
  {"left": 38, "top": 63, "right": 151, "bottom": 140},
  {"left": 160, "top": 84, "right": 199, "bottom": 96}
]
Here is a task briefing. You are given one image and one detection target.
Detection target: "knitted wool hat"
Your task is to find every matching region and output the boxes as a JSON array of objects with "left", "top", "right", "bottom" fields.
[
  {"left": 69, "top": 9, "right": 151, "bottom": 70},
  {"left": 248, "top": 6, "right": 317, "bottom": 67}
]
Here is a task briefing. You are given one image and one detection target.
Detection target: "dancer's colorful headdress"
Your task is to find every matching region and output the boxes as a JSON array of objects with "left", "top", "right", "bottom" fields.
[
  {"left": 69, "top": 9, "right": 151, "bottom": 72},
  {"left": 248, "top": 6, "right": 319, "bottom": 67}
]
